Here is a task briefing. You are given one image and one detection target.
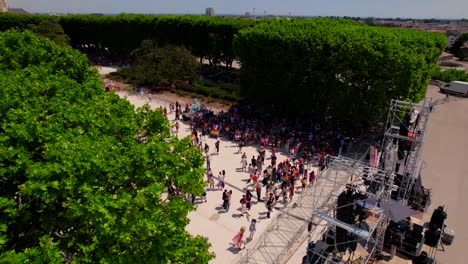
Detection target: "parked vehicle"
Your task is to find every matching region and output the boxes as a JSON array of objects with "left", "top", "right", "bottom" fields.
[{"left": 440, "top": 81, "right": 468, "bottom": 96}]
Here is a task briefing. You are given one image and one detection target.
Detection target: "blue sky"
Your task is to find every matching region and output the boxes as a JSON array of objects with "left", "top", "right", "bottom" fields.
[{"left": 9, "top": 0, "right": 468, "bottom": 19}]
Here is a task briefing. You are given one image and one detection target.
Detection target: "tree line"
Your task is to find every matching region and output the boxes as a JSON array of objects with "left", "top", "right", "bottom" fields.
[
  {"left": 0, "top": 13, "right": 257, "bottom": 69},
  {"left": 233, "top": 18, "right": 446, "bottom": 124},
  {"left": 0, "top": 14, "right": 447, "bottom": 126}
]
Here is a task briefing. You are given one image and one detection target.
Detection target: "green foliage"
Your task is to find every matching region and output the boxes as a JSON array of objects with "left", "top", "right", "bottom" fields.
[
  {"left": 28, "top": 18, "right": 70, "bottom": 46},
  {"left": 0, "top": 30, "right": 213, "bottom": 263},
  {"left": 0, "top": 13, "right": 257, "bottom": 68},
  {"left": 129, "top": 40, "right": 200, "bottom": 85},
  {"left": 432, "top": 67, "right": 468, "bottom": 82},
  {"left": 175, "top": 81, "right": 240, "bottom": 102},
  {"left": 234, "top": 18, "right": 446, "bottom": 124}
]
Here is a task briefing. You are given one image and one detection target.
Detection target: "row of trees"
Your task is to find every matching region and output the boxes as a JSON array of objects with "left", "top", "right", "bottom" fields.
[
  {"left": 233, "top": 18, "right": 446, "bottom": 124},
  {"left": 0, "top": 14, "right": 447, "bottom": 124},
  {"left": 0, "top": 13, "right": 256, "bottom": 68},
  {"left": 0, "top": 30, "right": 213, "bottom": 263}
]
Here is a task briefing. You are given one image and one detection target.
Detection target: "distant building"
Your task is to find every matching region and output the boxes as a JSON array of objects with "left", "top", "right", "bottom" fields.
[
  {"left": 205, "top": 7, "right": 215, "bottom": 16},
  {"left": 0, "top": 0, "right": 8, "bottom": 12},
  {"left": 9, "top": 8, "right": 29, "bottom": 14},
  {"left": 447, "top": 35, "right": 458, "bottom": 48},
  {"left": 0, "top": 0, "right": 29, "bottom": 14}
]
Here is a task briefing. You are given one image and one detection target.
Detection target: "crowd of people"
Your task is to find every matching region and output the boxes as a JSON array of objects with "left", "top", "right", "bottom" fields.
[
  {"left": 161, "top": 100, "right": 355, "bottom": 251},
  {"left": 179, "top": 102, "right": 353, "bottom": 250}
]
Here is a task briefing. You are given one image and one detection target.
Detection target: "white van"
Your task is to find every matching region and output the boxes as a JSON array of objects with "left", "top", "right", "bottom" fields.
[{"left": 440, "top": 81, "right": 468, "bottom": 97}]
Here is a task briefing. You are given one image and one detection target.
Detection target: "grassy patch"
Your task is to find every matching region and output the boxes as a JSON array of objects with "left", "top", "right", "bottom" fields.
[{"left": 175, "top": 81, "right": 241, "bottom": 103}]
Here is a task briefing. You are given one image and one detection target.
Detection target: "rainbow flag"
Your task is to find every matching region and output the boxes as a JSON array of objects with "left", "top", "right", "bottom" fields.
[{"left": 210, "top": 125, "right": 220, "bottom": 137}]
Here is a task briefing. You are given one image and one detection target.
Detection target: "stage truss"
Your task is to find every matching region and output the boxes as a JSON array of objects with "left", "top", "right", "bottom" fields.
[
  {"left": 303, "top": 156, "right": 395, "bottom": 264},
  {"left": 234, "top": 156, "right": 353, "bottom": 264},
  {"left": 380, "top": 99, "right": 431, "bottom": 204}
]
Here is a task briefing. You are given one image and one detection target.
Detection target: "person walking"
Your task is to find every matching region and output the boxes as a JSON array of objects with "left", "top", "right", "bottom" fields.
[
  {"left": 241, "top": 155, "right": 248, "bottom": 172},
  {"left": 215, "top": 139, "right": 220, "bottom": 154},
  {"left": 309, "top": 170, "right": 316, "bottom": 186},
  {"left": 208, "top": 170, "right": 215, "bottom": 190},
  {"left": 222, "top": 190, "right": 228, "bottom": 210},
  {"left": 218, "top": 171, "right": 225, "bottom": 190},
  {"left": 255, "top": 182, "right": 262, "bottom": 201},
  {"left": 232, "top": 226, "right": 246, "bottom": 249},
  {"left": 240, "top": 195, "right": 247, "bottom": 216},
  {"left": 246, "top": 190, "right": 252, "bottom": 210},
  {"left": 266, "top": 193, "right": 275, "bottom": 218},
  {"left": 289, "top": 181, "right": 295, "bottom": 201},
  {"left": 226, "top": 190, "right": 232, "bottom": 212},
  {"left": 248, "top": 219, "right": 257, "bottom": 241}
]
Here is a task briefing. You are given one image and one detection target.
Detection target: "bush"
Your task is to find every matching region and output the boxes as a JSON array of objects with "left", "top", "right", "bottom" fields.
[
  {"left": 432, "top": 68, "right": 468, "bottom": 82},
  {"left": 176, "top": 83, "right": 240, "bottom": 102}
]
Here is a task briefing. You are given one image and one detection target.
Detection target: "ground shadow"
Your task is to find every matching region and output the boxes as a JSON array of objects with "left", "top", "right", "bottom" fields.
[
  {"left": 227, "top": 245, "right": 243, "bottom": 254},
  {"left": 232, "top": 213, "right": 243, "bottom": 218}
]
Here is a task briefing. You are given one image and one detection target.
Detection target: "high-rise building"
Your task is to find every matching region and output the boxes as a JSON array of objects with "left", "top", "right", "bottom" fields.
[
  {"left": 0, "top": 0, "right": 8, "bottom": 12},
  {"left": 205, "top": 7, "right": 215, "bottom": 16}
]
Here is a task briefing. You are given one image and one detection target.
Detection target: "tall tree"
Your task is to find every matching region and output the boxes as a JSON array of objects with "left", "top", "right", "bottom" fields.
[
  {"left": 0, "top": 30, "right": 214, "bottom": 263},
  {"left": 130, "top": 40, "right": 200, "bottom": 85},
  {"left": 28, "top": 18, "right": 70, "bottom": 46}
]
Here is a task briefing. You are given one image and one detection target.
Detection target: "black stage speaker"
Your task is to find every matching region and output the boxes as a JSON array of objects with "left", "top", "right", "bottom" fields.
[
  {"left": 336, "top": 227, "right": 348, "bottom": 252},
  {"left": 430, "top": 206, "right": 447, "bottom": 229},
  {"left": 425, "top": 227, "right": 442, "bottom": 247}
]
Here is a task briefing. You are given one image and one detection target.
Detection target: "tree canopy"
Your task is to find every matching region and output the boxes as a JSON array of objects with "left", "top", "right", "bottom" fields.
[
  {"left": 124, "top": 40, "right": 200, "bottom": 86},
  {"left": 0, "top": 30, "right": 213, "bottom": 263},
  {"left": 233, "top": 18, "right": 446, "bottom": 124},
  {"left": 27, "top": 18, "right": 70, "bottom": 46}
]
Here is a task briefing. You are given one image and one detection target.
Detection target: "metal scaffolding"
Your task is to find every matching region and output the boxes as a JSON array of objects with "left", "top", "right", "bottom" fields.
[
  {"left": 303, "top": 156, "right": 394, "bottom": 264},
  {"left": 234, "top": 160, "right": 351, "bottom": 264},
  {"left": 380, "top": 99, "right": 431, "bottom": 204},
  {"left": 235, "top": 99, "right": 431, "bottom": 264}
]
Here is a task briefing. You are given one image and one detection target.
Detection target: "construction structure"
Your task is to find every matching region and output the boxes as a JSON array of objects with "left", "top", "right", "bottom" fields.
[
  {"left": 235, "top": 99, "right": 431, "bottom": 264},
  {"left": 380, "top": 99, "right": 431, "bottom": 204},
  {"left": 234, "top": 155, "right": 395, "bottom": 264},
  {"left": 234, "top": 157, "right": 349, "bottom": 263},
  {"left": 302, "top": 156, "right": 395, "bottom": 264}
]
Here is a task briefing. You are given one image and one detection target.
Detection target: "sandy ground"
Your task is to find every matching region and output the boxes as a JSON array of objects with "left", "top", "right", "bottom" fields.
[
  {"left": 419, "top": 85, "right": 468, "bottom": 264},
  {"left": 100, "top": 65, "right": 467, "bottom": 263}
]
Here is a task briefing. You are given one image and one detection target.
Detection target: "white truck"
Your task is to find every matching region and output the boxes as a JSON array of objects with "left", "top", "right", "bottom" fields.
[{"left": 440, "top": 81, "right": 468, "bottom": 97}]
